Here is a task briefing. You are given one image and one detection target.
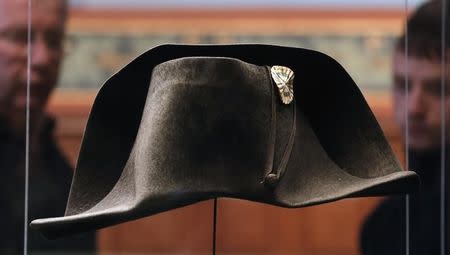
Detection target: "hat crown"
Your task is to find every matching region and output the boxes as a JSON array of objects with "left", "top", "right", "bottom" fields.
[{"left": 133, "top": 57, "right": 275, "bottom": 198}]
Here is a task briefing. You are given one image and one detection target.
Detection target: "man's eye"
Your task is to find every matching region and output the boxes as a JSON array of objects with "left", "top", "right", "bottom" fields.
[
  {"left": 393, "top": 76, "right": 410, "bottom": 93},
  {"left": 0, "top": 28, "right": 29, "bottom": 45},
  {"left": 46, "top": 33, "right": 63, "bottom": 50},
  {"left": 424, "top": 83, "right": 450, "bottom": 97},
  {"left": 394, "top": 82, "right": 406, "bottom": 92}
]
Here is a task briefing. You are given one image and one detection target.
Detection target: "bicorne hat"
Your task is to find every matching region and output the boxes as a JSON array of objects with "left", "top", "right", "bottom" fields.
[{"left": 31, "top": 44, "right": 419, "bottom": 238}]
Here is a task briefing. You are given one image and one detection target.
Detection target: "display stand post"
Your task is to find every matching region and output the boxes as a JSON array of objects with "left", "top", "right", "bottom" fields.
[{"left": 212, "top": 198, "right": 217, "bottom": 255}]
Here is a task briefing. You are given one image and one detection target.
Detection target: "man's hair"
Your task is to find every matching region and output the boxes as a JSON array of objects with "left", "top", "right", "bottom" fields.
[{"left": 396, "top": 0, "right": 450, "bottom": 59}]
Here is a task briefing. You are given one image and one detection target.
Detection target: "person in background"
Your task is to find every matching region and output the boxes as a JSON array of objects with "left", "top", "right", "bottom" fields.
[
  {"left": 0, "top": 0, "right": 96, "bottom": 254},
  {"left": 360, "top": 1, "right": 450, "bottom": 254}
]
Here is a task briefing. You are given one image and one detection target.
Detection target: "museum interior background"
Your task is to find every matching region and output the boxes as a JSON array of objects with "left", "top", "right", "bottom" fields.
[{"left": 30, "top": 0, "right": 425, "bottom": 254}]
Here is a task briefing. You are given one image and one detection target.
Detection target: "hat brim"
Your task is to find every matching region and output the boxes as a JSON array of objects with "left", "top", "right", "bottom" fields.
[{"left": 30, "top": 171, "right": 417, "bottom": 239}]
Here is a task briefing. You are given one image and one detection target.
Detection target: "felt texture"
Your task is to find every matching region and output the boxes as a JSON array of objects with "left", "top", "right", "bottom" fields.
[{"left": 30, "top": 44, "right": 419, "bottom": 239}]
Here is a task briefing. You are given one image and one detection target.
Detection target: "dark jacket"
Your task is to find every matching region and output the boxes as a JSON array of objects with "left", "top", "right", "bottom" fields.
[
  {"left": 360, "top": 149, "right": 449, "bottom": 255},
  {"left": 0, "top": 117, "right": 96, "bottom": 254}
]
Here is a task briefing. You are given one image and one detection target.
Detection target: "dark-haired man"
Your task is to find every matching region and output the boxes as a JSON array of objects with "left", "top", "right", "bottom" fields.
[
  {"left": 0, "top": 0, "right": 96, "bottom": 254},
  {"left": 360, "top": 1, "right": 450, "bottom": 254}
]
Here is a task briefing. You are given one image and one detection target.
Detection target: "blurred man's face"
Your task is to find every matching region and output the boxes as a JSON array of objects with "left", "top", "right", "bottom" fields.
[
  {"left": 393, "top": 51, "right": 450, "bottom": 152},
  {"left": 0, "top": 0, "right": 65, "bottom": 133}
]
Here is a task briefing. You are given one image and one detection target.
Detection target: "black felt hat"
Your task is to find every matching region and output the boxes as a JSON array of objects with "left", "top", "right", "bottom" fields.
[{"left": 31, "top": 44, "right": 419, "bottom": 238}]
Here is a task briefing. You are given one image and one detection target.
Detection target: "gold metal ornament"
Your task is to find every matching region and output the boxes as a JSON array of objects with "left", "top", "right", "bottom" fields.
[{"left": 270, "top": 65, "right": 294, "bottom": 104}]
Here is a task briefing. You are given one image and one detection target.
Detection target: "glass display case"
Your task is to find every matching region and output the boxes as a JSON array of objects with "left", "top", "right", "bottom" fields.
[{"left": 2, "top": 0, "right": 447, "bottom": 254}]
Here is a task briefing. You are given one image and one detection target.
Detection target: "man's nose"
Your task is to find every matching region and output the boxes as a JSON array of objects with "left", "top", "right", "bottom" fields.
[
  {"left": 31, "top": 35, "right": 53, "bottom": 69},
  {"left": 408, "top": 85, "right": 426, "bottom": 117}
]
